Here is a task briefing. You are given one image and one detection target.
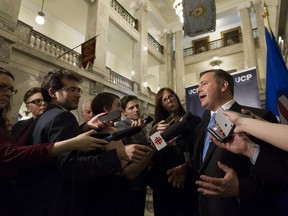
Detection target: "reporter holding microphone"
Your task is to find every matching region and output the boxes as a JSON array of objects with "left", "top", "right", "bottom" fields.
[
  {"left": 148, "top": 88, "right": 201, "bottom": 216},
  {"left": 114, "top": 95, "right": 155, "bottom": 216}
]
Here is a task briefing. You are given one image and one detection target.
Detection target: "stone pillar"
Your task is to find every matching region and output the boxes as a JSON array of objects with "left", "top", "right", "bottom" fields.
[
  {"left": 159, "top": 32, "right": 173, "bottom": 89},
  {"left": 85, "top": 0, "right": 110, "bottom": 73},
  {"left": 174, "top": 30, "right": 185, "bottom": 101},
  {"left": 132, "top": 2, "right": 148, "bottom": 92},
  {"left": 239, "top": 3, "right": 258, "bottom": 69},
  {"left": 0, "top": 0, "right": 21, "bottom": 65},
  {"left": 253, "top": 1, "right": 266, "bottom": 90}
]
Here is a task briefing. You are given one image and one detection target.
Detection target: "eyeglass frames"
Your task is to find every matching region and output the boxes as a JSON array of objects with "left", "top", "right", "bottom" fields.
[
  {"left": 26, "top": 99, "right": 46, "bottom": 106},
  {"left": 0, "top": 83, "right": 18, "bottom": 95},
  {"left": 162, "top": 94, "right": 176, "bottom": 104},
  {"left": 61, "top": 87, "right": 83, "bottom": 94}
]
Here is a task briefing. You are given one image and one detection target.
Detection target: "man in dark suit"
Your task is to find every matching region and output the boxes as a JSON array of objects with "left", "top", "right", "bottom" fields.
[
  {"left": 190, "top": 69, "right": 279, "bottom": 216},
  {"left": 18, "top": 69, "right": 128, "bottom": 216}
]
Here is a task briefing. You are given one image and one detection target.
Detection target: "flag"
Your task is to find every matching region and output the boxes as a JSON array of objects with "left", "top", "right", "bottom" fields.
[
  {"left": 150, "top": 131, "right": 167, "bottom": 151},
  {"left": 81, "top": 36, "right": 96, "bottom": 69},
  {"left": 265, "top": 27, "right": 288, "bottom": 123}
]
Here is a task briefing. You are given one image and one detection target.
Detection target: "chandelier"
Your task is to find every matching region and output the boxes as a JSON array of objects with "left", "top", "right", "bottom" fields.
[{"left": 173, "top": 0, "right": 184, "bottom": 23}]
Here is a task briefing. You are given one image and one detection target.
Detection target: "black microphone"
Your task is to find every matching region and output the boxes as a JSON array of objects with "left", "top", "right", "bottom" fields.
[
  {"left": 142, "top": 116, "right": 153, "bottom": 126},
  {"left": 149, "top": 120, "right": 189, "bottom": 150},
  {"left": 93, "top": 126, "right": 142, "bottom": 141},
  {"left": 161, "top": 120, "right": 189, "bottom": 142}
]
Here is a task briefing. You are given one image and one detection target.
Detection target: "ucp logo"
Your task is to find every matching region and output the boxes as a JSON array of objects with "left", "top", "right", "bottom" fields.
[
  {"left": 234, "top": 74, "right": 253, "bottom": 83},
  {"left": 187, "top": 87, "right": 199, "bottom": 95}
]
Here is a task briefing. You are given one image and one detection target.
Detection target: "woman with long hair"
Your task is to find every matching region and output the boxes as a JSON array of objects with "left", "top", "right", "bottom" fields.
[{"left": 149, "top": 87, "right": 201, "bottom": 216}]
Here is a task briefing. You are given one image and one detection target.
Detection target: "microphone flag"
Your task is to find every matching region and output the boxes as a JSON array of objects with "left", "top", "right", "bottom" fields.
[
  {"left": 150, "top": 131, "right": 168, "bottom": 151},
  {"left": 81, "top": 36, "right": 96, "bottom": 69}
]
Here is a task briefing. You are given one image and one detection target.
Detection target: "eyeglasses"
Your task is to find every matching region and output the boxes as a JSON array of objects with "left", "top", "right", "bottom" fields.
[
  {"left": 62, "top": 87, "right": 83, "bottom": 94},
  {"left": 27, "top": 99, "right": 46, "bottom": 106},
  {"left": 0, "top": 83, "right": 18, "bottom": 95},
  {"left": 162, "top": 94, "right": 176, "bottom": 104}
]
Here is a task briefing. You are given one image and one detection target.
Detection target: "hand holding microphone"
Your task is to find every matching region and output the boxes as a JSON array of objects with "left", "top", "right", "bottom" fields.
[
  {"left": 92, "top": 126, "right": 143, "bottom": 141},
  {"left": 150, "top": 120, "right": 189, "bottom": 151}
]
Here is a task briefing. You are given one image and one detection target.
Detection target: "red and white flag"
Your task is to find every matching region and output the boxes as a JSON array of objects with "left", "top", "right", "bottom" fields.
[{"left": 150, "top": 131, "right": 167, "bottom": 151}]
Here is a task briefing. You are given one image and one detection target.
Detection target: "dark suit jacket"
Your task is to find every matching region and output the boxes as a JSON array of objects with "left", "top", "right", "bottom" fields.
[
  {"left": 11, "top": 117, "right": 35, "bottom": 146},
  {"left": 149, "top": 112, "right": 201, "bottom": 216},
  {"left": 192, "top": 102, "right": 279, "bottom": 216},
  {"left": 16, "top": 103, "right": 122, "bottom": 216}
]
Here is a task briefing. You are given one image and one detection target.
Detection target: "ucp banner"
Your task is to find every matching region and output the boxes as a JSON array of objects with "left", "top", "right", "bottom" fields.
[{"left": 185, "top": 67, "right": 261, "bottom": 118}]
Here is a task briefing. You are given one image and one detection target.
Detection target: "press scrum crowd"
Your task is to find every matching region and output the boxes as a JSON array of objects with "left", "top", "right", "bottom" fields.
[{"left": 1, "top": 67, "right": 288, "bottom": 216}]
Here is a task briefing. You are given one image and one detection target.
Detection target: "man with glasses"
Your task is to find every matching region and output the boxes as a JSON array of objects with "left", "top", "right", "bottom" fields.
[{"left": 19, "top": 69, "right": 130, "bottom": 216}]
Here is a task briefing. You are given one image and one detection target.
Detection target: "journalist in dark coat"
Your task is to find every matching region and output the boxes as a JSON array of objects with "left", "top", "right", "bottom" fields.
[{"left": 17, "top": 70, "right": 122, "bottom": 216}]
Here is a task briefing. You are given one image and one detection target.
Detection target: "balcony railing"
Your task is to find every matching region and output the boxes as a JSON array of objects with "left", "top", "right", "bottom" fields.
[
  {"left": 17, "top": 21, "right": 136, "bottom": 92},
  {"left": 184, "top": 28, "right": 258, "bottom": 57},
  {"left": 20, "top": 22, "right": 81, "bottom": 67},
  {"left": 111, "top": 0, "right": 138, "bottom": 30},
  {"left": 148, "top": 33, "right": 164, "bottom": 54},
  {"left": 108, "top": 67, "right": 134, "bottom": 91}
]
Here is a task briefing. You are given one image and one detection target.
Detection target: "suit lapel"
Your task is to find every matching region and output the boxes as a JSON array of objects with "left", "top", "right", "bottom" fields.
[{"left": 199, "top": 102, "right": 242, "bottom": 171}]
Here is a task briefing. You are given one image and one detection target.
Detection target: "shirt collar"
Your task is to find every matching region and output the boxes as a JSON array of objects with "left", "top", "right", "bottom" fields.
[{"left": 209, "top": 99, "right": 235, "bottom": 116}]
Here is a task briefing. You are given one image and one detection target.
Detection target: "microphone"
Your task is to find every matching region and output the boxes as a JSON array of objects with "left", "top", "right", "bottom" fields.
[
  {"left": 150, "top": 120, "right": 188, "bottom": 151},
  {"left": 142, "top": 116, "right": 153, "bottom": 126},
  {"left": 161, "top": 120, "right": 188, "bottom": 141},
  {"left": 93, "top": 126, "right": 142, "bottom": 141}
]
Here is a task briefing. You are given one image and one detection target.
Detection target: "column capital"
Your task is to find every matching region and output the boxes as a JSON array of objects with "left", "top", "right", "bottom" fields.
[
  {"left": 171, "top": 25, "right": 183, "bottom": 34},
  {"left": 237, "top": 2, "right": 252, "bottom": 10}
]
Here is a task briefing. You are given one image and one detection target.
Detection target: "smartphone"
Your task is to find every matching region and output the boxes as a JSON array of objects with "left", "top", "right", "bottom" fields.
[
  {"left": 208, "top": 125, "right": 232, "bottom": 142},
  {"left": 209, "top": 108, "right": 253, "bottom": 142},
  {"left": 215, "top": 108, "right": 235, "bottom": 137},
  {"left": 99, "top": 111, "right": 121, "bottom": 122}
]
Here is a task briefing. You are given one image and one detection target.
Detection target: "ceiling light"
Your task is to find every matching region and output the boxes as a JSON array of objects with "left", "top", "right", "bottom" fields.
[
  {"left": 35, "top": 0, "right": 45, "bottom": 25},
  {"left": 210, "top": 60, "right": 222, "bottom": 69}
]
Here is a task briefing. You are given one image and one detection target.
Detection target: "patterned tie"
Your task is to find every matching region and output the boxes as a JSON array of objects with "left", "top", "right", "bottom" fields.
[{"left": 202, "top": 113, "right": 216, "bottom": 161}]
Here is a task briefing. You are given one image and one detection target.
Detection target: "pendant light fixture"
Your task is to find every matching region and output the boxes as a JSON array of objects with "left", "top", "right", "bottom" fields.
[{"left": 35, "top": 0, "right": 45, "bottom": 25}]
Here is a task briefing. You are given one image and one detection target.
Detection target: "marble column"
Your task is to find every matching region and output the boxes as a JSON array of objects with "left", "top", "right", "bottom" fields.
[
  {"left": 0, "top": 0, "right": 21, "bottom": 65},
  {"left": 253, "top": 1, "right": 266, "bottom": 90},
  {"left": 174, "top": 30, "right": 185, "bottom": 102},
  {"left": 239, "top": 4, "right": 258, "bottom": 69},
  {"left": 85, "top": 0, "right": 110, "bottom": 73},
  {"left": 132, "top": 3, "right": 148, "bottom": 92},
  {"left": 159, "top": 32, "right": 173, "bottom": 89}
]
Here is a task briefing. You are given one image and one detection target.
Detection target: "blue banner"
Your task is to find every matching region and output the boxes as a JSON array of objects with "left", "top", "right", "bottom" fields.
[{"left": 185, "top": 68, "right": 261, "bottom": 118}]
